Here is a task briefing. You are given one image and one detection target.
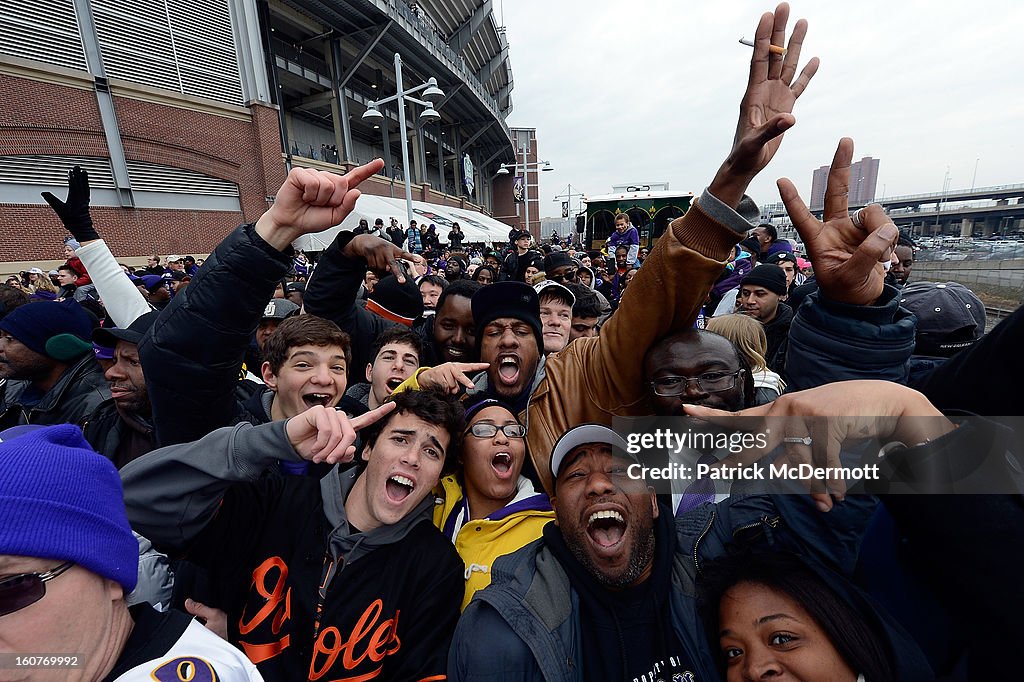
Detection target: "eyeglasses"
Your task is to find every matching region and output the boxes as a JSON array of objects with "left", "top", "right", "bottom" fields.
[
  {"left": 0, "top": 561, "right": 75, "bottom": 617},
  {"left": 649, "top": 370, "right": 742, "bottom": 396},
  {"left": 549, "top": 269, "right": 577, "bottom": 283},
  {"left": 466, "top": 423, "right": 527, "bottom": 439}
]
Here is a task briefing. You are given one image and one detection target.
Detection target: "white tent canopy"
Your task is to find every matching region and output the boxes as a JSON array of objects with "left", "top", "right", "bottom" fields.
[{"left": 292, "top": 194, "right": 512, "bottom": 252}]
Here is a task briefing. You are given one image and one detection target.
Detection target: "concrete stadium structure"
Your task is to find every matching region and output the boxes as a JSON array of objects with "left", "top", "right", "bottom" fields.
[{"left": 0, "top": 0, "right": 521, "bottom": 267}]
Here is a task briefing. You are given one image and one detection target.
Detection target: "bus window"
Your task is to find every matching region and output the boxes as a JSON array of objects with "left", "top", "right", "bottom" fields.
[
  {"left": 589, "top": 210, "right": 617, "bottom": 248},
  {"left": 651, "top": 205, "right": 686, "bottom": 243}
]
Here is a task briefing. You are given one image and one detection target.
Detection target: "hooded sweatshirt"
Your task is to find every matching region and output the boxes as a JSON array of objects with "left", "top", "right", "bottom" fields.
[
  {"left": 544, "top": 509, "right": 692, "bottom": 681},
  {"left": 121, "top": 420, "right": 464, "bottom": 682},
  {"left": 434, "top": 474, "right": 554, "bottom": 610}
]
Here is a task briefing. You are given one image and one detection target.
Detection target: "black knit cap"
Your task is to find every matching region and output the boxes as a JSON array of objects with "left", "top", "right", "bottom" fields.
[
  {"left": 740, "top": 264, "right": 788, "bottom": 296},
  {"left": 367, "top": 274, "right": 424, "bottom": 326},
  {"left": 471, "top": 281, "right": 543, "bottom": 351},
  {"left": 543, "top": 251, "right": 573, "bottom": 273}
]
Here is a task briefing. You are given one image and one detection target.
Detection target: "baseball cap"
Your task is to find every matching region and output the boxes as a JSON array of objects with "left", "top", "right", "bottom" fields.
[
  {"left": 899, "top": 282, "right": 986, "bottom": 357},
  {"left": 166, "top": 255, "right": 184, "bottom": 262},
  {"left": 550, "top": 424, "right": 635, "bottom": 480},
  {"left": 533, "top": 280, "right": 576, "bottom": 307},
  {"left": 765, "top": 252, "right": 798, "bottom": 267},
  {"left": 261, "top": 298, "right": 300, "bottom": 321},
  {"left": 93, "top": 311, "right": 159, "bottom": 348},
  {"left": 284, "top": 281, "right": 305, "bottom": 295}
]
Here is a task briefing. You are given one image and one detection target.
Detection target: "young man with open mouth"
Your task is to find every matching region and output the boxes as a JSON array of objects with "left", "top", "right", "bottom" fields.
[{"left": 122, "top": 388, "right": 466, "bottom": 682}]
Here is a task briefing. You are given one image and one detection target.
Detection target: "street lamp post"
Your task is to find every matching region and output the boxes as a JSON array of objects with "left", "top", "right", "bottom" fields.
[
  {"left": 497, "top": 159, "right": 554, "bottom": 238},
  {"left": 362, "top": 52, "right": 444, "bottom": 230}
]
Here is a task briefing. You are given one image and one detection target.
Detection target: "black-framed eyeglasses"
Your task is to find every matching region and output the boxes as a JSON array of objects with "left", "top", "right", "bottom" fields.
[
  {"left": 0, "top": 561, "right": 75, "bottom": 617},
  {"left": 649, "top": 370, "right": 743, "bottom": 396},
  {"left": 465, "top": 423, "right": 527, "bottom": 439}
]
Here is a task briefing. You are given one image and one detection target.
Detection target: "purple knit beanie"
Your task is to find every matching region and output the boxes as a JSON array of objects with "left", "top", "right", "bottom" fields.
[{"left": 0, "top": 424, "right": 138, "bottom": 592}]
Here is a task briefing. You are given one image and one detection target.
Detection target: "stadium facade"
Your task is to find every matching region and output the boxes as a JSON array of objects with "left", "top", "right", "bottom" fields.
[{"left": 0, "top": 0, "right": 518, "bottom": 267}]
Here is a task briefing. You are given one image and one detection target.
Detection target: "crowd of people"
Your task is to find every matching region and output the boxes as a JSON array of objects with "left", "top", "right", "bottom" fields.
[{"left": 1, "top": 4, "right": 1021, "bottom": 681}]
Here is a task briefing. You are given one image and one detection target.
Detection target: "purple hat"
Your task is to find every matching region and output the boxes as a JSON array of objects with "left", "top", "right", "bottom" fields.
[{"left": 0, "top": 424, "right": 138, "bottom": 592}]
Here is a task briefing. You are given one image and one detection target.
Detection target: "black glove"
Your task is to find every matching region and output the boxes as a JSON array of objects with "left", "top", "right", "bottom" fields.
[{"left": 41, "top": 166, "right": 100, "bottom": 243}]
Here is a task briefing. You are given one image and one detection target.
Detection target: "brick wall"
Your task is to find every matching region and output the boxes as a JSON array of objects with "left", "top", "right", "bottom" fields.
[{"left": 0, "top": 72, "right": 286, "bottom": 263}]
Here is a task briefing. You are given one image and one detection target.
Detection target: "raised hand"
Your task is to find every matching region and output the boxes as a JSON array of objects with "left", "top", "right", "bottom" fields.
[
  {"left": 255, "top": 159, "right": 385, "bottom": 251},
  {"left": 286, "top": 401, "right": 396, "bottom": 464},
  {"left": 709, "top": 3, "right": 819, "bottom": 208},
  {"left": 344, "top": 234, "right": 425, "bottom": 284},
  {"left": 41, "top": 166, "right": 99, "bottom": 243},
  {"left": 778, "top": 138, "right": 899, "bottom": 305}
]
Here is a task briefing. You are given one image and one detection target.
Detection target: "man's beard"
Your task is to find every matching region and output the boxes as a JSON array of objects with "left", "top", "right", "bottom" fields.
[{"left": 566, "top": 521, "right": 656, "bottom": 589}]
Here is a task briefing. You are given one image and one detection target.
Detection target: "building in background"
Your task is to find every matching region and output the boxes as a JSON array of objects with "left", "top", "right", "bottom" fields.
[
  {"left": 0, "top": 0, "right": 521, "bottom": 267},
  {"left": 809, "top": 156, "right": 879, "bottom": 209},
  {"left": 492, "top": 127, "right": 541, "bottom": 239}
]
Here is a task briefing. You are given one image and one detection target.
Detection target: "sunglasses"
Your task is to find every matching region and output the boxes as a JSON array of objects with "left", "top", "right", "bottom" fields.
[
  {"left": 465, "top": 423, "right": 527, "bottom": 439},
  {"left": 0, "top": 561, "right": 75, "bottom": 617}
]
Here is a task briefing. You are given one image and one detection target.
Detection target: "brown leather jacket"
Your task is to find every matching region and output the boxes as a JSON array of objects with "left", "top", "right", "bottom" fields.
[{"left": 525, "top": 198, "right": 742, "bottom": 493}]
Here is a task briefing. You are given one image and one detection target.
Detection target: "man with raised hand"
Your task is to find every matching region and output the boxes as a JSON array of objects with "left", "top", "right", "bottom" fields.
[
  {"left": 138, "top": 161, "right": 399, "bottom": 447},
  {"left": 122, "top": 389, "right": 465, "bottom": 682},
  {"left": 398, "top": 3, "right": 820, "bottom": 495}
]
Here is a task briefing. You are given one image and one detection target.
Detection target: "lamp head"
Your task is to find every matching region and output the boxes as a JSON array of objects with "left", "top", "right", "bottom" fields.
[
  {"left": 422, "top": 77, "right": 445, "bottom": 104},
  {"left": 362, "top": 105, "right": 384, "bottom": 123},
  {"left": 419, "top": 106, "right": 441, "bottom": 124}
]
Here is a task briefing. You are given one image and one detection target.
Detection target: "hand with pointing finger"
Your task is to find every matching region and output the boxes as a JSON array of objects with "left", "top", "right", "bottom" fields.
[
  {"left": 286, "top": 401, "right": 397, "bottom": 464},
  {"left": 683, "top": 380, "right": 955, "bottom": 511},
  {"left": 416, "top": 362, "right": 491, "bottom": 395},
  {"left": 255, "top": 159, "right": 385, "bottom": 251},
  {"left": 344, "top": 234, "right": 424, "bottom": 284}
]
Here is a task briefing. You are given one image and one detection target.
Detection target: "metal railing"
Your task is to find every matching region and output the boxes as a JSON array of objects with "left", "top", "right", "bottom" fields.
[{"left": 383, "top": 0, "right": 511, "bottom": 141}]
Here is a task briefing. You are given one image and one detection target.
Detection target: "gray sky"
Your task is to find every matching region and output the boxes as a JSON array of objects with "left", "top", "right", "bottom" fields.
[{"left": 500, "top": 0, "right": 1024, "bottom": 219}]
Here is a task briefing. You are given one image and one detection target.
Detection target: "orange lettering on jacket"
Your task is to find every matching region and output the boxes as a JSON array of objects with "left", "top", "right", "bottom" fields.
[
  {"left": 238, "top": 556, "right": 292, "bottom": 663},
  {"left": 308, "top": 599, "right": 401, "bottom": 681}
]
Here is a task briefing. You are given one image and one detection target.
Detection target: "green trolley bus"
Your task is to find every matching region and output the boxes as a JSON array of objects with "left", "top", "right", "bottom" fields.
[{"left": 582, "top": 183, "right": 695, "bottom": 252}]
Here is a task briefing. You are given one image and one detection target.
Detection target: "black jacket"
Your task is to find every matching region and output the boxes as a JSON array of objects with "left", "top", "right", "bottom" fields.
[
  {"left": 303, "top": 231, "right": 405, "bottom": 381},
  {"left": 0, "top": 352, "right": 109, "bottom": 430},
  {"left": 762, "top": 302, "right": 793, "bottom": 378},
  {"left": 82, "top": 398, "right": 155, "bottom": 468},
  {"left": 139, "top": 224, "right": 290, "bottom": 446}
]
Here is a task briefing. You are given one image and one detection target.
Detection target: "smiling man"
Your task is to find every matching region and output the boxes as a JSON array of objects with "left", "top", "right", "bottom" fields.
[
  {"left": 345, "top": 327, "right": 423, "bottom": 411},
  {"left": 534, "top": 280, "right": 575, "bottom": 355},
  {"left": 123, "top": 388, "right": 465, "bottom": 682},
  {"left": 450, "top": 424, "right": 698, "bottom": 681},
  {"left": 139, "top": 162, "right": 385, "bottom": 447}
]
